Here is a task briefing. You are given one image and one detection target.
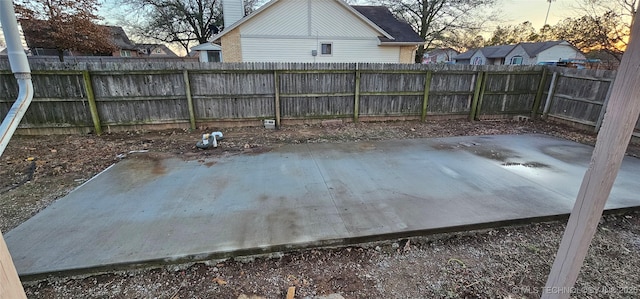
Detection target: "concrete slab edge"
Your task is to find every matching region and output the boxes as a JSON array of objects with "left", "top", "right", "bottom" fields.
[{"left": 19, "top": 206, "right": 640, "bottom": 281}]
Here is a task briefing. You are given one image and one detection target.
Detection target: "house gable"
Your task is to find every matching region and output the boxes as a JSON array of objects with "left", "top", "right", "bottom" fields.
[
  {"left": 310, "top": 1, "right": 382, "bottom": 38},
  {"left": 240, "top": 0, "right": 308, "bottom": 36},
  {"left": 453, "top": 49, "right": 477, "bottom": 64},
  {"left": 469, "top": 50, "right": 487, "bottom": 65},
  {"left": 214, "top": 0, "right": 392, "bottom": 41},
  {"left": 537, "top": 43, "right": 585, "bottom": 63},
  {"left": 505, "top": 45, "right": 531, "bottom": 65}
]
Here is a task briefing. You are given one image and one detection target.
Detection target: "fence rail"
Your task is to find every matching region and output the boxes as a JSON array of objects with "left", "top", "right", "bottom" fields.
[{"left": 0, "top": 62, "right": 627, "bottom": 135}]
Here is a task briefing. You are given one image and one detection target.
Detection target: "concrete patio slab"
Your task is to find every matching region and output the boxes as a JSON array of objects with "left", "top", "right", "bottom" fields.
[{"left": 6, "top": 134, "right": 640, "bottom": 278}]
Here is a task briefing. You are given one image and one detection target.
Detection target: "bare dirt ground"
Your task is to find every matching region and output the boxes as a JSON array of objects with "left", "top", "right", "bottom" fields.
[{"left": 2, "top": 119, "right": 640, "bottom": 298}]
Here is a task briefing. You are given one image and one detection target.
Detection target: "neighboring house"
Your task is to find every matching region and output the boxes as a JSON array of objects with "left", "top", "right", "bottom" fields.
[
  {"left": 455, "top": 45, "right": 515, "bottom": 65},
  {"left": 108, "top": 26, "right": 139, "bottom": 57},
  {"left": 422, "top": 48, "right": 458, "bottom": 64},
  {"left": 190, "top": 43, "right": 223, "bottom": 62},
  {"left": 211, "top": 0, "right": 424, "bottom": 63},
  {"left": 135, "top": 43, "right": 178, "bottom": 57},
  {"left": 22, "top": 21, "right": 137, "bottom": 57},
  {"left": 505, "top": 41, "right": 585, "bottom": 65},
  {"left": 454, "top": 41, "right": 585, "bottom": 66}
]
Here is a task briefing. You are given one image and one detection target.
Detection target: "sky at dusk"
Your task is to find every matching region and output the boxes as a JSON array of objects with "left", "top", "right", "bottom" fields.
[
  {"left": 0, "top": 0, "right": 598, "bottom": 54},
  {"left": 500, "top": 0, "right": 576, "bottom": 29}
]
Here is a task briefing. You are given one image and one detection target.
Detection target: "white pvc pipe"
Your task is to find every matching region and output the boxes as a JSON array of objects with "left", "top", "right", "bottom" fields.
[
  {"left": 0, "top": 0, "right": 34, "bottom": 157},
  {"left": 211, "top": 131, "right": 223, "bottom": 148}
]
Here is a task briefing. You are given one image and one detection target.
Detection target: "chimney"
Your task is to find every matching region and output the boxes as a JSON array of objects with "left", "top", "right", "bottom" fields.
[{"left": 222, "top": 0, "right": 245, "bottom": 28}]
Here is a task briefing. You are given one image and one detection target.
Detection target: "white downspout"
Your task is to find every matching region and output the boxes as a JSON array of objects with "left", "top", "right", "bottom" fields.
[
  {"left": 0, "top": 0, "right": 34, "bottom": 157},
  {"left": 0, "top": 3, "right": 31, "bottom": 299}
]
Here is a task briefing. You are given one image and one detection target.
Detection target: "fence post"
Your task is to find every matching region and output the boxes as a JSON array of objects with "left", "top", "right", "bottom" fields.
[
  {"left": 82, "top": 70, "right": 102, "bottom": 135},
  {"left": 182, "top": 70, "right": 196, "bottom": 130},
  {"left": 542, "top": 71, "right": 559, "bottom": 119},
  {"left": 595, "top": 79, "right": 615, "bottom": 132},
  {"left": 421, "top": 70, "right": 433, "bottom": 122},
  {"left": 274, "top": 70, "right": 281, "bottom": 128},
  {"left": 469, "top": 71, "right": 485, "bottom": 121},
  {"left": 354, "top": 63, "right": 361, "bottom": 122},
  {"left": 531, "top": 68, "right": 548, "bottom": 119}
]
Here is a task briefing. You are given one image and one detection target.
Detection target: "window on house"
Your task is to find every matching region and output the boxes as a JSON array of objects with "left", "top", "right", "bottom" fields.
[
  {"left": 321, "top": 43, "right": 332, "bottom": 55},
  {"left": 207, "top": 50, "right": 222, "bottom": 62},
  {"left": 120, "top": 50, "right": 131, "bottom": 57},
  {"left": 510, "top": 56, "right": 523, "bottom": 65}
]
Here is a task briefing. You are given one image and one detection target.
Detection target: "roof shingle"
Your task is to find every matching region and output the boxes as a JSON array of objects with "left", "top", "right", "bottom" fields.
[{"left": 351, "top": 6, "right": 424, "bottom": 43}]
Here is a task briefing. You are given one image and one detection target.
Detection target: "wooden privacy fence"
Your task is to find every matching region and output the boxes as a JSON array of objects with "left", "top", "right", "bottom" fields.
[
  {"left": 539, "top": 67, "right": 618, "bottom": 132},
  {"left": 0, "top": 62, "right": 625, "bottom": 134}
]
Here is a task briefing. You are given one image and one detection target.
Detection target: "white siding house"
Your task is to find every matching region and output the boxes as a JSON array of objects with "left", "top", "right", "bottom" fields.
[
  {"left": 456, "top": 41, "right": 585, "bottom": 66},
  {"left": 422, "top": 48, "right": 458, "bottom": 64},
  {"left": 212, "top": 0, "right": 424, "bottom": 63},
  {"left": 454, "top": 45, "right": 515, "bottom": 65},
  {"left": 536, "top": 43, "right": 586, "bottom": 63},
  {"left": 503, "top": 45, "right": 532, "bottom": 65},
  {"left": 503, "top": 41, "right": 586, "bottom": 65},
  {"left": 469, "top": 50, "right": 487, "bottom": 65}
]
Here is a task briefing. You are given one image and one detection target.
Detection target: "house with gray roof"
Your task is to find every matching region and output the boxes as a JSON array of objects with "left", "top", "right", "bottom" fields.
[
  {"left": 454, "top": 41, "right": 585, "bottom": 65},
  {"left": 135, "top": 43, "right": 178, "bottom": 57},
  {"left": 422, "top": 48, "right": 458, "bottom": 64},
  {"left": 211, "top": 0, "right": 424, "bottom": 63},
  {"left": 504, "top": 41, "right": 585, "bottom": 65},
  {"left": 107, "top": 26, "right": 139, "bottom": 57}
]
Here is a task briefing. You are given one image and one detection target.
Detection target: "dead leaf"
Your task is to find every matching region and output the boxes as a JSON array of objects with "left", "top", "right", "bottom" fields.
[
  {"left": 213, "top": 277, "right": 227, "bottom": 285},
  {"left": 286, "top": 286, "right": 295, "bottom": 299},
  {"left": 403, "top": 239, "right": 411, "bottom": 252}
]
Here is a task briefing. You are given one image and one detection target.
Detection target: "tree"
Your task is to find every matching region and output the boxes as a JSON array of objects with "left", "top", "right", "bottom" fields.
[
  {"left": 377, "top": 0, "right": 499, "bottom": 63},
  {"left": 109, "top": 0, "right": 267, "bottom": 55},
  {"left": 486, "top": 21, "right": 541, "bottom": 46},
  {"left": 549, "top": 11, "right": 628, "bottom": 61},
  {"left": 436, "top": 28, "right": 485, "bottom": 53},
  {"left": 15, "top": 0, "right": 115, "bottom": 62},
  {"left": 562, "top": 0, "right": 637, "bottom": 60}
]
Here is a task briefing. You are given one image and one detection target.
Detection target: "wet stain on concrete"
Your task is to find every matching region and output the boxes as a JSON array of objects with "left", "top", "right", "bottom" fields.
[
  {"left": 469, "top": 147, "right": 520, "bottom": 162},
  {"left": 129, "top": 154, "right": 167, "bottom": 175},
  {"left": 204, "top": 161, "right": 216, "bottom": 167},
  {"left": 522, "top": 161, "right": 549, "bottom": 168},
  {"left": 266, "top": 209, "right": 301, "bottom": 241},
  {"left": 431, "top": 143, "right": 458, "bottom": 150},
  {"left": 501, "top": 161, "right": 550, "bottom": 168},
  {"left": 110, "top": 153, "right": 169, "bottom": 193},
  {"left": 259, "top": 194, "right": 269, "bottom": 202}
]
